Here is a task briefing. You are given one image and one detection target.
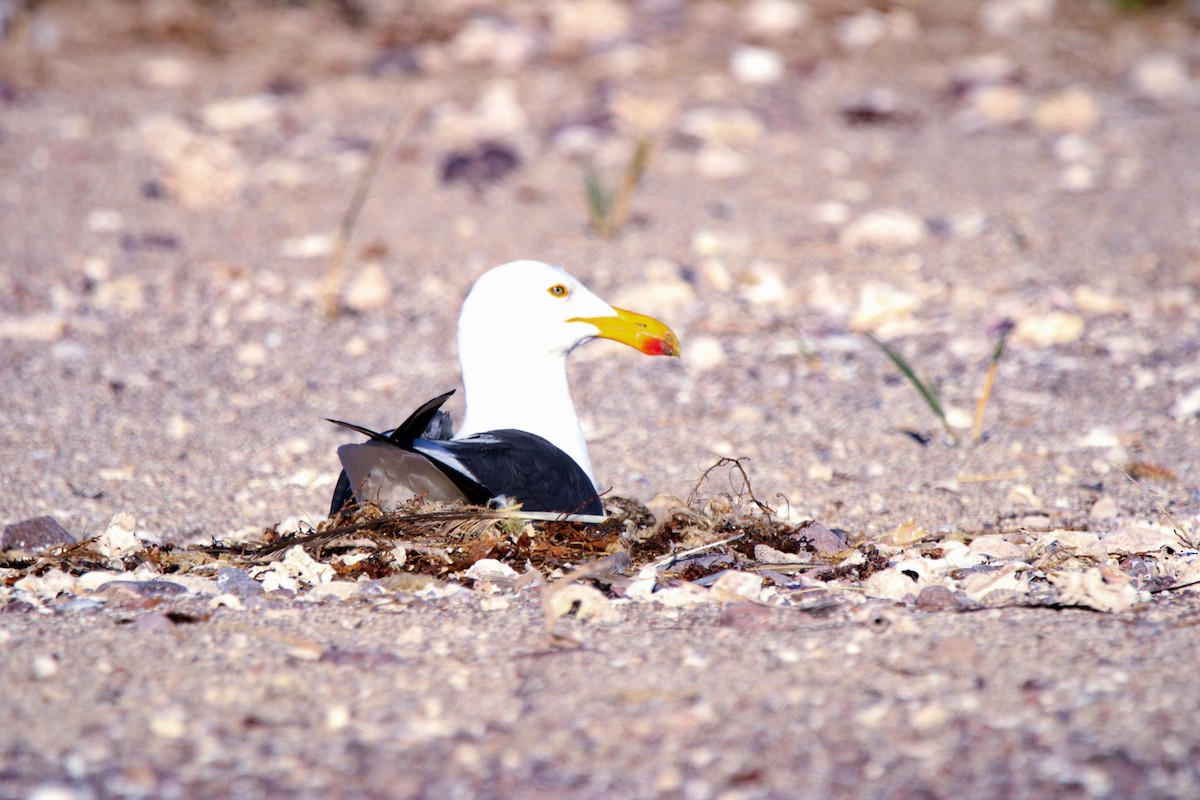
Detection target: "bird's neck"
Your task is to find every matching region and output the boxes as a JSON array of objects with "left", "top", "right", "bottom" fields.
[{"left": 456, "top": 352, "right": 596, "bottom": 486}]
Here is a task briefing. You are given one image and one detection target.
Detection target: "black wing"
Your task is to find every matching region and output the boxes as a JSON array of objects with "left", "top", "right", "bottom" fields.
[
  {"left": 328, "top": 390, "right": 460, "bottom": 515},
  {"left": 417, "top": 430, "right": 603, "bottom": 518}
]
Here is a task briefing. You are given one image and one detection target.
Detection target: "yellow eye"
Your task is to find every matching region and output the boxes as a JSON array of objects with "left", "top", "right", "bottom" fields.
[{"left": 548, "top": 283, "right": 569, "bottom": 298}]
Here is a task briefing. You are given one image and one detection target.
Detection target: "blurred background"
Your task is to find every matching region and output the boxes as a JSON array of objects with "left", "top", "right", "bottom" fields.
[{"left": 1, "top": 0, "right": 1198, "bottom": 544}]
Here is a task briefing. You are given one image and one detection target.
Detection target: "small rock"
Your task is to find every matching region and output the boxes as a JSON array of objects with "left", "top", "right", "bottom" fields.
[
  {"left": 0, "top": 313, "right": 66, "bottom": 342},
  {"left": 754, "top": 544, "right": 809, "bottom": 564},
  {"left": 549, "top": 583, "right": 619, "bottom": 622},
  {"left": 679, "top": 107, "right": 764, "bottom": 147},
  {"left": 344, "top": 263, "right": 393, "bottom": 313},
  {"left": 139, "top": 56, "right": 196, "bottom": 89},
  {"left": 709, "top": 571, "right": 764, "bottom": 602},
  {"left": 849, "top": 282, "right": 919, "bottom": 332},
  {"left": 840, "top": 209, "right": 926, "bottom": 252},
  {"left": 202, "top": 95, "right": 279, "bottom": 132},
  {"left": 31, "top": 654, "right": 59, "bottom": 680},
  {"left": 730, "top": 46, "right": 784, "bottom": 86},
  {"left": 1013, "top": 311, "right": 1084, "bottom": 347},
  {"left": 550, "top": 0, "right": 631, "bottom": 48},
  {"left": 687, "top": 336, "right": 726, "bottom": 372},
  {"left": 1101, "top": 526, "right": 1181, "bottom": 554},
  {"left": 1059, "top": 163, "right": 1097, "bottom": 193},
  {"left": 92, "top": 275, "right": 147, "bottom": 313},
  {"left": 980, "top": 0, "right": 1056, "bottom": 36},
  {"left": 1073, "top": 285, "right": 1121, "bottom": 314},
  {"left": 448, "top": 17, "right": 535, "bottom": 71},
  {"left": 737, "top": 261, "right": 788, "bottom": 305},
  {"left": 96, "top": 580, "right": 188, "bottom": 599},
  {"left": 1174, "top": 386, "right": 1200, "bottom": 421},
  {"left": 951, "top": 53, "right": 1021, "bottom": 92},
  {"left": 878, "top": 521, "right": 929, "bottom": 547},
  {"left": 150, "top": 709, "right": 187, "bottom": 739},
  {"left": 695, "top": 145, "right": 750, "bottom": 179},
  {"left": 967, "top": 84, "right": 1029, "bottom": 126},
  {"left": 95, "top": 512, "right": 143, "bottom": 560},
  {"left": 139, "top": 114, "right": 245, "bottom": 209},
  {"left": 836, "top": 9, "right": 887, "bottom": 50},
  {"left": 1089, "top": 495, "right": 1120, "bottom": 521},
  {"left": 280, "top": 233, "right": 333, "bottom": 259},
  {"left": 814, "top": 200, "right": 850, "bottom": 226},
  {"left": 743, "top": 0, "right": 810, "bottom": 37},
  {"left": 86, "top": 208, "right": 124, "bottom": 233},
  {"left": 1, "top": 516, "right": 78, "bottom": 552},
  {"left": 464, "top": 558, "right": 520, "bottom": 586},
  {"left": 1033, "top": 88, "right": 1099, "bottom": 135},
  {"left": 236, "top": 342, "right": 269, "bottom": 367},
  {"left": 27, "top": 785, "right": 83, "bottom": 800},
  {"left": 1129, "top": 52, "right": 1192, "bottom": 103},
  {"left": 915, "top": 585, "right": 964, "bottom": 611},
  {"left": 216, "top": 568, "right": 264, "bottom": 598},
  {"left": 791, "top": 521, "right": 846, "bottom": 554}
]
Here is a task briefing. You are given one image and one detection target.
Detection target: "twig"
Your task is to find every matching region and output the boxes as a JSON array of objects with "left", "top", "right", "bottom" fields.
[
  {"left": 688, "top": 456, "right": 774, "bottom": 517},
  {"left": 1111, "top": 462, "right": 1196, "bottom": 549},
  {"left": 320, "top": 107, "right": 423, "bottom": 317},
  {"left": 972, "top": 319, "right": 1014, "bottom": 443},
  {"left": 243, "top": 507, "right": 511, "bottom": 561},
  {"left": 652, "top": 532, "right": 747, "bottom": 571}
]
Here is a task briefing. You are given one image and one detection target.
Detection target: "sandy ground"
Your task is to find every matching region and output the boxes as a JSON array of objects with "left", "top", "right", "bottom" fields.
[{"left": 3, "top": 0, "right": 1200, "bottom": 797}]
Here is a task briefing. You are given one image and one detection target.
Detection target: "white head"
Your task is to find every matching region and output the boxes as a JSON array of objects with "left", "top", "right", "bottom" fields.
[
  {"left": 454, "top": 260, "right": 680, "bottom": 484},
  {"left": 457, "top": 260, "right": 679, "bottom": 362}
]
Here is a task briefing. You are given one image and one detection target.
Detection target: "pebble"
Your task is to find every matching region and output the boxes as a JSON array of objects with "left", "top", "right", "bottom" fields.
[
  {"left": 1174, "top": 386, "right": 1200, "bottom": 421},
  {"left": 85, "top": 208, "right": 123, "bottom": 233},
  {"left": 737, "top": 261, "right": 788, "bottom": 305},
  {"left": 0, "top": 313, "right": 67, "bottom": 342},
  {"left": 139, "top": 56, "right": 196, "bottom": 89},
  {"left": 31, "top": 654, "right": 59, "bottom": 680},
  {"left": 1, "top": 516, "right": 78, "bottom": 552},
  {"left": 840, "top": 208, "right": 926, "bottom": 251},
  {"left": 743, "top": 0, "right": 809, "bottom": 37},
  {"left": 1129, "top": 52, "right": 1192, "bottom": 103},
  {"left": 280, "top": 233, "right": 333, "bottom": 258},
  {"left": 814, "top": 200, "right": 850, "bottom": 226},
  {"left": 448, "top": 17, "right": 535, "bottom": 71},
  {"left": 202, "top": 95, "right": 279, "bottom": 132},
  {"left": 549, "top": 583, "right": 619, "bottom": 622},
  {"left": 95, "top": 512, "right": 142, "bottom": 560},
  {"left": 343, "top": 263, "right": 393, "bottom": 312},
  {"left": 850, "top": 282, "right": 919, "bottom": 331},
  {"left": 27, "top": 785, "right": 83, "bottom": 800},
  {"left": 139, "top": 114, "right": 245, "bottom": 209},
  {"left": 550, "top": 0, "right": 630, "bottom": 48},
  {"left": 837, "top": 9, "right": 887, "bottom": 50},
  {"left": 91, "top": 276, "right": 147, "bottom": 313},
  {"left": 150, "top": 709, "right": 187, "bottom": 739},
  {"left": 216, "top": 567, "right": 264, "bottom": 599},
  {"left": 236, "top": 341, "right": 269, "bottom": 367},
  {"left": 687, "top": 336, "right": 726, "bottom": 372},
  {"left": 709, "top": 571, "right": 764, "bottom": 602},
  {"left": 915, "top": 585, "right": 963, "bottom": 611},
  {"left": 1033, "top": 88, "right": 1099, "bottom": 134},
  {"left": 979, "top": 0, "right": 1056, "bottom": 37},
  {"left": 967, "top": 84, "right": 1029, "bottom": 127},
  {"left": 1013, "top": 310, "right": 1084, "bottom": 347},
  {"left": 1059, "top": 163, "right": 1097, "bottom": 193},
  {"left": 730, "top": 46, "right": 784, "bottom": 86},
  {"left": 679, "top": 107, "right": 764, "bottom": 147},
  {"left": 1089, "top": 495, "right": 1120, "bottom": 521},
  {"left": 695, "top": 145, "right": 749, "bottom": 179}
]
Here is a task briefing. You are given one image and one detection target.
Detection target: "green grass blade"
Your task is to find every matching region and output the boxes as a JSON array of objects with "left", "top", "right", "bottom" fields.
[{"left": 867, "top": 333, "right": 954, "bottom": 438}]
